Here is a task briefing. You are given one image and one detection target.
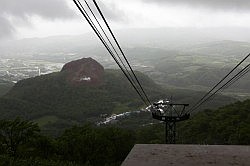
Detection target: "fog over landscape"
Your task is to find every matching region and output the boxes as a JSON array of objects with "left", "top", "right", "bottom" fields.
[
  {"left": 0, "top": 0, "right": 250, "bottom": 165},
  {"left": 1, "top": 0, "right": 250, "bottom": 108},
  {"left": 1, "top": 0, "right": 250, "bottom": 39},
  {"left": 0, "top": 0, "right": 250, "bottom": 99}
]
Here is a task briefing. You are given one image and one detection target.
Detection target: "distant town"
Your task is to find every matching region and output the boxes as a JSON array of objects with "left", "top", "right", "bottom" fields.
[{"left": 0, "top": 58, "right": 63, "bottom": 83}]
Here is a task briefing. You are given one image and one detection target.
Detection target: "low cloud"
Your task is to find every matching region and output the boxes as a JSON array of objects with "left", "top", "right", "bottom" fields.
[
  {"left": 0, "top": 0, "right": 126, "bottom": 39},
  {"left": 0, "top": 0, "right": 74, "bottom": 19},
  {"left": 85, "top": 0, "right": 126, "bottom": 22},
  {"left": 0, "top": 16, "right": 15, "bottom": 39},
  {"left": 0, "top": 0, "right": 74, "bottom": 39},
  {"left": 143, "top": 0, "right": 250, "bottom": 11}
]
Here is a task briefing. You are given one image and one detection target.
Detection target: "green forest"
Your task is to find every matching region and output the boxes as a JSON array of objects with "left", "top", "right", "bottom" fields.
[
  {"left": 0, "top": 67, "right": 249, "bottom": 165},
  {"left": 1, "top": 100, "right": 250, "bottom": 165},
  {"left": 0, "top": 69, "right": 235, "bottom": 135},
  {"left": 1, "top": 0, "right": 250, "bottom": 165}
]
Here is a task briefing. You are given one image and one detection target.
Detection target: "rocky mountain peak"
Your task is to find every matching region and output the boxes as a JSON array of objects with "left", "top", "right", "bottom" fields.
[{"left": 61, "top": 57, "right": 104, "bottom": 86}]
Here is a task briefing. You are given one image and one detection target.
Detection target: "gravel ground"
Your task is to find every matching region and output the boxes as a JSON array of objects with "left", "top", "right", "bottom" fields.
[{"left": 122, "top": 144, "right": 250, "bottom": 166}]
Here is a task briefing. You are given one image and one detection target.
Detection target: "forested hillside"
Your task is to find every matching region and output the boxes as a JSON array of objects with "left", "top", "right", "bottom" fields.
[
  {"left": 0, "top": 58, "right": 164, "bottom": 134},
  {"left": 129, "top": 99, "right": 250, "bottom": 145},
  {"left": 0, "top": 80, "right": 13, "bottom": 97},
  {"left": 0, "top": 58, "right": 237, "bottom": 135},
  {"left": 178, "top": 99, "right": 250, "bottom": 144},
  {"left": 0, "top": 99, "right": 249, "bottom": 165}
]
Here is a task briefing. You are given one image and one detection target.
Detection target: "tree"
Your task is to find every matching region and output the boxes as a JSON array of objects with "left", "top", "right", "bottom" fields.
[
  {"left": 0, "top": 118, "right": 40, "bottom": 158},
  {"left": 58, "top": 124, "right": 135, "bottom": 166}
]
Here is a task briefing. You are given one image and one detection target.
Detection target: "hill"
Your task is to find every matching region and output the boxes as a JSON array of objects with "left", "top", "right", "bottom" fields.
[
  {"left": 137, "top": 41, "right": 250, "bottom": 94},
  {"left": 126, "top": 99, "right": 250, "bottom": 145},
  {"left": 1, "top": 36, "right": 250, "bottom": 95},
  {"left": 0, "top": 79, "right": 13, "bottom": 97},
  {"left": 0, "top": 58, "right": 165, "bottom": 132},
  {"left": 177, "top": 99, "right": 250, "bottom": 144},
  {"left": 1, "top": 27, "right": 250, "bottom": 59},
  {"left": 0, "top": 58, "right": 236, "bottom": 133},
  {"left": 0, "top": 96, "right": 248, "bottom": 166}
]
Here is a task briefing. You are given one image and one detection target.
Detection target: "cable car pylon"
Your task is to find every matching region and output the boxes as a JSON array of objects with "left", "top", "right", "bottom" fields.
[{"left": 148, "top": 99, "right": 190, "bottom": 144}]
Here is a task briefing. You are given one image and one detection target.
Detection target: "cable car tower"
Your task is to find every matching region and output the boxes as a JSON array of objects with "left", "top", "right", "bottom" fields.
[{"left": 148, "top": 99, "right": 190, "bottom": 144}]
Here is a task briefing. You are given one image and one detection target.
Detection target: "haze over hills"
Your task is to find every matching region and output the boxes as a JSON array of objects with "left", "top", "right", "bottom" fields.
[
  {"left": 1, "top": 0, "right": 250, "bottom": 164},
  {"left": 1, "top": 28, "right": 250, "bottom": 98},
  {"left": 1, "top": 27, "right": 250, "bottom": 58},
  {"left": 0, "top": 58, "right": 163, "bottom": 133},
  {"left": 0, "top": 58, "right": 235, "bottom": 134},
  {"left": 0, "top": 28, "right": 250, "bottom": 124}
]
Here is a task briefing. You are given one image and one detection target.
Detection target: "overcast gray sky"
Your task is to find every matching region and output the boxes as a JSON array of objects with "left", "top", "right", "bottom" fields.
[
  {"left": 1, "top": 0, "right": 250, "bottom": 40},
  {"left": 144, "top": 0, "right": 250, "bottom": 10}
]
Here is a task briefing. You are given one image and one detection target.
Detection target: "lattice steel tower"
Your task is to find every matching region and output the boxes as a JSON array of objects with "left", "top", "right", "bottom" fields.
[{"left": 149, "top": 100, "right": 190, "bottom": 144}]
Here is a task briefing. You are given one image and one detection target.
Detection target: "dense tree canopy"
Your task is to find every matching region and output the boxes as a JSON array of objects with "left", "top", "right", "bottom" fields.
[{"left": 0, "top": 99, "right": 250, "bottom": 165}]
